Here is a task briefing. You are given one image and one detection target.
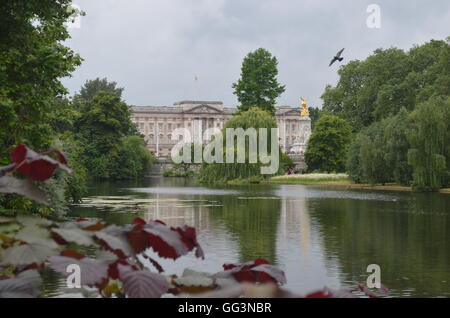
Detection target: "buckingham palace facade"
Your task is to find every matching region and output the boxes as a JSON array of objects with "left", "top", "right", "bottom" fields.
[{"left": 131, "top": 100, "right": 311, "bottom": 157}]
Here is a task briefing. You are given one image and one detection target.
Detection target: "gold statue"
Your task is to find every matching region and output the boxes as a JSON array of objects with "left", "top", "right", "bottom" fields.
[{"left": 300, "top": 97, "right": 310, "bottom": 117}]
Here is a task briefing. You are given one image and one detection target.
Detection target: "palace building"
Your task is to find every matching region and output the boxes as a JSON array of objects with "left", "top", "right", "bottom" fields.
[{"left": 131, "top": 100, "right": 311, "bottom": 158}]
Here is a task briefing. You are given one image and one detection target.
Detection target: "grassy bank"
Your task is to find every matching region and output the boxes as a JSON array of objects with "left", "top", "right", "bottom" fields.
[
  {"left": 267, "top": 173, "right": 450, "bottom": 194},
  {"left": 268, "top": 173, "right": 349, "bottom": 185}
]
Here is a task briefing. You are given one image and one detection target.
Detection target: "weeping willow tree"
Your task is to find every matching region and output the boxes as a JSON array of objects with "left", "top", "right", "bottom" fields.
[
  {"left": 407, "top": 96, "right": 449, "bottom": 191},
  {"left": 199, "top": 107, "right": 283, "bottom": 183}
]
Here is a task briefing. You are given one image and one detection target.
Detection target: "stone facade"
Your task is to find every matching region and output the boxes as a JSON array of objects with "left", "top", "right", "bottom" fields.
[{"left": 131, "top": 101, "right": 311, "bottom": 157}]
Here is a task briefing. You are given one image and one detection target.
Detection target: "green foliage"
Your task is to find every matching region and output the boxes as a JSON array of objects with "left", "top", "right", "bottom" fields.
[
  {"left": 407, "top": 97, "right": 449, "bottom": 191},
  {"left": 112, "top": 136, "right": 155, "bottom": 179},
  {"left": 75, "top": 78, "right": 124, "bottom": 101},
  {"left": 308, "top": 107, "right": 320, "bottom": 129},
  {"left": 52, "top": 134, "right": 88, "bottom": 204},
  {"left": 383, "top": 108, "right": 413, "bottom": 185},
  {"left": 346, "top": 100, "right": 448, "bottom": 190},
  {"left": 280, "top": 153, "right": 295, "bottom": 173},
  {"left": 358, "top": 125, "right": 390, "bottom": 185},
  {"left": 75, "top": 91, "right": 134, "bottom": 152},
  {"left": 347, "top": 110, "right": 412, "bottom": 186},
  {"left": 232, "top": 48, "right": 285, "bottom": 115},
  {"left": 305, "top": 115, "right": 352, "bottom": 173},
  {"left": 346, "top": 134, "right": 364, "bottom": 183},
  {"left": 324, "top": 37, "right": 449, "bottom": 191},
  {"left": 0, "top": 0, "right": 82, "bottom": 215},
  {"left": 73, "top": 81, "right": 154, "bottom": 180},
  {"left": 322, "top": 38, "right": 450, "bottom": 132},
  {"left": 0, "top": 0, "right": 82, "bottom": 160},
  {"left": 199, "top": 107, "right": 280, "bottom": 183}
]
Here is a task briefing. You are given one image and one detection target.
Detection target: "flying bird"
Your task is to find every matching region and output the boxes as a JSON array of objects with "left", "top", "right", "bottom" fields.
[{"left": 329, "top": 48, "right": 345, "bottom": 67}]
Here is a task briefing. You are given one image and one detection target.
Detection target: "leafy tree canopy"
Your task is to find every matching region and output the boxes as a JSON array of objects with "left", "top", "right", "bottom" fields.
[
  {"left": 75, "top": 77, "right": 124, "bottom": 101},
  {"left": 321, "top": 38, "right": 450, "bottom": 131},
  {"left": 73, "top": 80, "right": 154, "bottom": 180},
  {"left": 0, "top": 0, "right": 82, "bottom": 162},
  {"left": 305, "top": 114, "right": 352, "bottom": 173},
  {"left": 199, "top": 107, "right": 281, "bottom": 183},
  {"left": 232, "top": 48, "right": 285, "bottom": 115}
]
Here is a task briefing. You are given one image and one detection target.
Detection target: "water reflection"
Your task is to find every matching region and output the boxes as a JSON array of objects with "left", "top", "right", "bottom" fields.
[{"left": 64, "top": 177, "right": 450, "bottom": 297}]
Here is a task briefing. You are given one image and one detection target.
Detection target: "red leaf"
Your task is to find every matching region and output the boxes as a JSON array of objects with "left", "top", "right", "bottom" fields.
[
  {"left": 84, "top": 222, "right": 107, "bottom": 232},
  {"left": 223, "top": 264, "right": 238, "bottom": 270},
  {"left": 131, "top": 217, "right": 146, "bottom": 226},
  {"left": 173, "top": 225, "right": 204, "bottom": 259},
  {"left": 254, "top": 258, "right": 270, "bottom": 266},
  {"left": 146, "top": 256, "right": 164, "bottom": 273},
  {"left": 95, "top": 226, "right": 134, "bottom": 258},
  {"left": 146, "top": 232, "right": 179, "bottom": 259},
  {"left": 9, "top": 144, "right": 71, "bottom": 182},
  {"left": 10, "top": 144, "right": 27, "bottom": 163},
  {"left": 108, "top": 260, "right": 130, "bottom": 280},
  {"left": 127, "top": 224, "right": 149, "bottom": 254},
  {"left": 219, "top": 260, "right": 286, "bottom": 285},
  {"left": 143, "top": 221, "right": 189, "bottom": 260},
  {"left": 305, "top": 290, "right": 332, "bottom": 298},
  {"left": 45, "top": 148, "right": 68, "bottom": 164},
  {"left": 357, "top": 284, "right": 380, "bottom": 298},
  {"left": 60, "top": 249, "right": 86, "bottom": 260}
]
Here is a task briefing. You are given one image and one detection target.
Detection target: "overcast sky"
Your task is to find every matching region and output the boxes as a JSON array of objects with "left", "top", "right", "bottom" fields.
[{"left": 63, "top": 0, "right": 450, "bottom": 109}]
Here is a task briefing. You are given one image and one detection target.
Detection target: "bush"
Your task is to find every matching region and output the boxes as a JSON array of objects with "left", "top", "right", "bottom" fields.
[
  {"left": 199, "top": 107, "right": 280, "bottom": 184},
  {"left": 305, "top": 115, "right": 352, "bottom": 173}
]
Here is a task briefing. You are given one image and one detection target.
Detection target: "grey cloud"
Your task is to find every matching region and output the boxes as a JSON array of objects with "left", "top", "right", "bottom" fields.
[{"left": 63, "top": 0, "right": 450, "bottom": 109}]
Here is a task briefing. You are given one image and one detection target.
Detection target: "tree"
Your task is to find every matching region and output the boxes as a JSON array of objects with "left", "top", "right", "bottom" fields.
[
  {"left": 407, "top": 97, "right": 448, "bottom": 191},
  {"left": 74, "top": 90, "right": 153, "bottom": 180},
  {"left": 75, "top": 77, "right": 124, "bottom": 101},
  {"left": 0, "top": 0, "right": 83, "bottom": 215},
  {"left": 199, "top": 107, "right": 280, "bottom": 183},
  {"left": 321, "top": 38, "right": 450, "bottom": 132},
  {"left": 308, "top": 107, "right": 321, "bottom": 129},
  {"left": 304, "top": 115, "right": 352, "bottom": 173},
  {"left": 113, "top": 136, "right": 155, "bottom": 179},
  {"left": 358, "top": 122, "right": 391, "bottom": 185},
  {"left": 75, "top": 91, "right": 133, "bottom": 153},
  {"left": 346, "top": 134, "right": 364, "bottom": 183},
  {"left": 232, "top": 48, "right": 285, "bottom": 115},
  {"left": 383, "top": 108, "right": 413, "bottom": 185},
  {"left": 0, "top": 0, "right": 82, "bottom": 162}
]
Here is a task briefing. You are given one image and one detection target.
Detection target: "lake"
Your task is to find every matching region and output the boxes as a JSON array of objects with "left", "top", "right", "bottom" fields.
[{"left": 44, "top": 177, "right": 450, "bottom": 297}]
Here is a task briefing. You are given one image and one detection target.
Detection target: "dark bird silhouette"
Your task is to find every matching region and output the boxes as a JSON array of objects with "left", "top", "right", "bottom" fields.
[{"left": 329, "top": 48, "right": 345, "bottom": 66}]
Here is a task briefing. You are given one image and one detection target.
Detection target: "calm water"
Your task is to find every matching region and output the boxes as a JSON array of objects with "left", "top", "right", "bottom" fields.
[{"left": 45, "top": 177, "right": 450, "bottom": 297}]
